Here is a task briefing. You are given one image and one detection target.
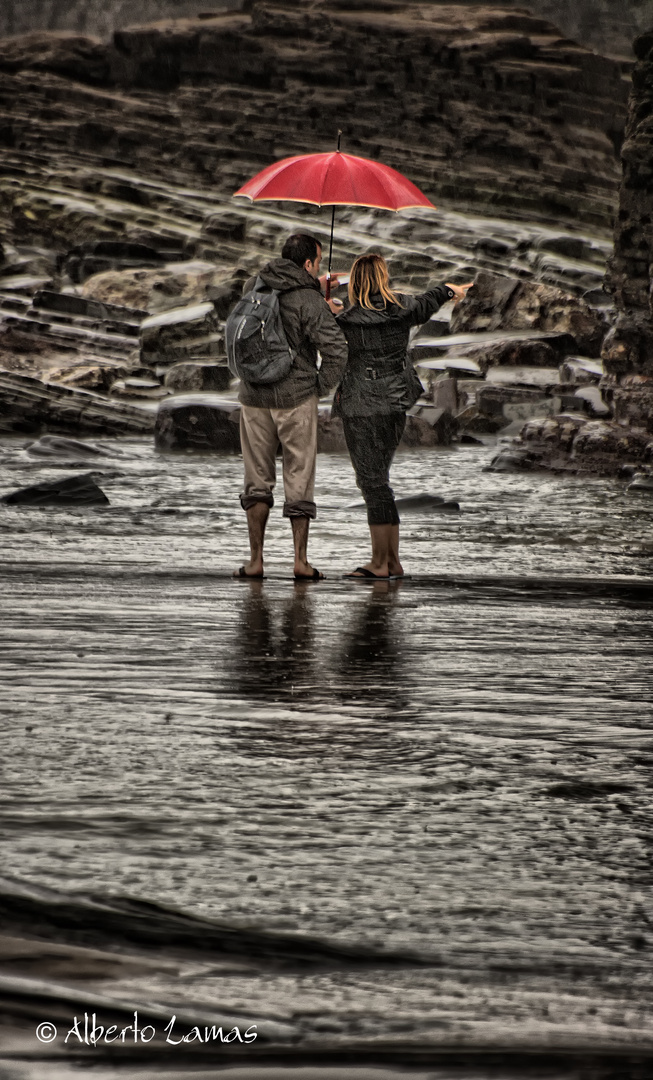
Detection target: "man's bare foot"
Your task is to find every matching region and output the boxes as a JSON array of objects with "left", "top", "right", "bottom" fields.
[
  {"left": 234, "top": 560, "right": 264, "bottom": 579},
  {"left": 388, "top": 560, "right": 404, "bottom": 577},
  {"left": 293, "top": 560, "right": 325, "bottom": 581}
]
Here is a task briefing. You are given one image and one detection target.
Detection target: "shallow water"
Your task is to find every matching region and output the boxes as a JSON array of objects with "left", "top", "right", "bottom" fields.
[
  {"left": 1, "top": 437, "right": 652, "bottom": 577},
  {"left": 1, "top": 437, "right": 653, "bottom": 1056}
]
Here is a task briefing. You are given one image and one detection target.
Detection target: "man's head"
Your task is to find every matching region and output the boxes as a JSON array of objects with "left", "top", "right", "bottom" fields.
[{"left": 281, "top": 233, "right": 322, "bottom": 278}]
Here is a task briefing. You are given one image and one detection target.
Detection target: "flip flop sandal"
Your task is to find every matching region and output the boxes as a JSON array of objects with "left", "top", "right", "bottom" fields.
[
  {"left": 294, "top": 568, "right": 326, "bottom": 581},
  {"left": 343, "top": 567, "right": 391, "bottom": 579},
  {"left": 234, "top": 566, "right": 266, "bottom": 579}
]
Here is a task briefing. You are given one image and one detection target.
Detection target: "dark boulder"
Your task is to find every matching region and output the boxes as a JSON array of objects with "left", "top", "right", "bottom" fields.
[
  {"left": 403, "top": 407, "right": 459, "bottom": 446},
  {"left": 346, "top": 493, "right": 460, "bottom": 513},
  {"left": 154, "top": 394, "right": 241, "bottom": 453},
  {"left": 451, "top": 271, "right": 606, "bottom": 357},
  {"left": 24, "top": 435, "right": 121, "bottom": 457},
  {"left": 627, "top": 472, "right": 653, "bottom": 494},
  {"left": 485, "top": 447, "right": 538, "bottom": 472},
  {"left": 1, "top": 471, "right": 109, "bottom": 505}
]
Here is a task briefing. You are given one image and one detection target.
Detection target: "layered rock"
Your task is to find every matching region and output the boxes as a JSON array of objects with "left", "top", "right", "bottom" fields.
[
  {"left": 0, "top": 2, "right": 630, "bottom": 230},
  {"left": 0, "top": 1, "right": 646, "bottom": 60},
  {"left": 163, "top": 360, "right": 231, "bottom": 393},
  {"left": 154, "top": 392, "right": 241, "bottom": 452},
  {"left": 82, "top": 263, "right": 247, "bottom": 314},
  {"left": 0, "top": 370, "right": 155, "bottom": 436}
]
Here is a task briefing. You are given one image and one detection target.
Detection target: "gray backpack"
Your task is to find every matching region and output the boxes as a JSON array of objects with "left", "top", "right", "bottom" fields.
[{"left": 226, "top": 276, "right": 298, "bottom": 386}]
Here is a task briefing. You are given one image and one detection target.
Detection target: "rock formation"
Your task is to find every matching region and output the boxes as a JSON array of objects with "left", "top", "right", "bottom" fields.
[
  {"left": 0, "top": 1, "right": 241, "bottom": 41},
  {"left": 0, "top": 2, "right": 629, "bottom": 227},
  {"left": 602, "top": 27, "right": 653, "bottom": 437},
  {"left": 0, "top": 1, "right": 647, "bottom": 60}
]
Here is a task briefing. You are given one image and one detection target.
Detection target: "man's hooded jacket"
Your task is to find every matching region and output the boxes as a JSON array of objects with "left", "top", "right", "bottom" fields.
[{"left": 239, "top": 259, "right": 348, "bottom": 409}]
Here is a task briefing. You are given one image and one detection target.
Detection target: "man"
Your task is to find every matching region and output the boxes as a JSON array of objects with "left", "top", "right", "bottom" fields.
[{"left": 234, "top": 233, "right": 348, "bottom": 580}]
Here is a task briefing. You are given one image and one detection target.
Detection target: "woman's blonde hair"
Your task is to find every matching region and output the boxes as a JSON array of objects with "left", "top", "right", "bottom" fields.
[{"left": 348, "top": 253, "right": 403, "bottom": 310}]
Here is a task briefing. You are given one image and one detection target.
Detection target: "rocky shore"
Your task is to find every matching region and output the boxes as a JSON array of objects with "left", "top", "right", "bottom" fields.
[
  {"left": 484, "top": 25, "right": 653, "bottom": 482},
  {"left": 0, "top": 1, "right": 651, "bottom": 484}
]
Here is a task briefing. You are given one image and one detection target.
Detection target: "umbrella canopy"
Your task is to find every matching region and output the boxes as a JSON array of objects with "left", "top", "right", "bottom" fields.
[
  {"left": 234, "top": 144, "right": 436, "bottom": 297},
  {"left": 233, "top": 150, "right": 436, "bottom": 212}
]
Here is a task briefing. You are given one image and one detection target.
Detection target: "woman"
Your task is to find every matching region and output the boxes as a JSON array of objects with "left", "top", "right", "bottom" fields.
[{"left": 333, "top": 254, "right": 471, "bottom": 579}]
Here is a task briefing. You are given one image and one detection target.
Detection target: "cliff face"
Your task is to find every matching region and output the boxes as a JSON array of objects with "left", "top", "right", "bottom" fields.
[
  {"left": 602, "top": 27, "right": 653, "bottom": 432},
  {"left": 0, "top": 1, "right": 630, "bottom": 231},
  {"left": 0, "top": 0, "right": 648, "bottom": 57}
]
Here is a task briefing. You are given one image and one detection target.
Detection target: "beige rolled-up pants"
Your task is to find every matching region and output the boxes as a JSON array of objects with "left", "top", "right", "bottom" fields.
[{"left": 239, "top": 396, "right": 318, "bottom": 519}]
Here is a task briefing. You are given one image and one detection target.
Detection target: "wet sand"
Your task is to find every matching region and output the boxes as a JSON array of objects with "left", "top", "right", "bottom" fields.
[{"left": 1, "top": 438, "right": 652, "bottom": 1076}]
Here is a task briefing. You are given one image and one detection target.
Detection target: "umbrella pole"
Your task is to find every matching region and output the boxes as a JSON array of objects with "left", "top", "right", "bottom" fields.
[
  {"left": 326, "top": 204, "right": 336, "bottom": 300},
  {"left": 325, "top": 130, "right": 342, "bottom": 301}
]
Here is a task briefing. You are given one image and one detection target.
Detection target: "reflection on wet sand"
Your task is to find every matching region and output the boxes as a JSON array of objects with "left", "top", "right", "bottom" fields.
[
  {"left": 224, "top": 579, "right": 410, "bottom": 714},
  {"left": 336, "top": 580, "right": 409, "bottom": 712},
  {"left": 1, "top": 430, "right": 653, "bottom": 1076},
  {"left": 224, "top": 580, "right": 318, "bottom": 702}
]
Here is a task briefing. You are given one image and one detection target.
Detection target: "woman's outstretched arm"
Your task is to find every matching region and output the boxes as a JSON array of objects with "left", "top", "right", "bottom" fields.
[{"left": 403, "top": 281, "right": 473, "bottom": 325}]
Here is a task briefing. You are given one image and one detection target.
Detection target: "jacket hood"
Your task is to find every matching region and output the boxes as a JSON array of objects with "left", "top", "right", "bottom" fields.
[{"left": 258, "top": 258, "right": 321, "bottom": 293}]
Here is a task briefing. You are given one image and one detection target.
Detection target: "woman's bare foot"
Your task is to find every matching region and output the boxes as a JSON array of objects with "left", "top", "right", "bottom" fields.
[{"left": 346, "top": 560, "right": 390, "bottom": 578}]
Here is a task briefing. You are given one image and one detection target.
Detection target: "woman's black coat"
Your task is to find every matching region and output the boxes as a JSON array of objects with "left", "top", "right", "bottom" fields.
[{"left": 333, "top": 284, "right": 454, "bottom": 417}]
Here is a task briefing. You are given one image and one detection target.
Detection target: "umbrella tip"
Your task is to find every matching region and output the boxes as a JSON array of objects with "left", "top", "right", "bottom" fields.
[{"left": 336, "top": 129, "right": 342, "bottom": 152}]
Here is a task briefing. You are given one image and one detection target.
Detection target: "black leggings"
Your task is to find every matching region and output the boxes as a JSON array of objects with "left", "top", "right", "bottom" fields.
[{"left": 342, "top": 413, "right": 406, "bottom": 526}]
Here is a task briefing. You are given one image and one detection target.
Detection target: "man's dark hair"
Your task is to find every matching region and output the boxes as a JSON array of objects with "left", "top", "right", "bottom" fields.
[{"left": 281, "top": 233, "right": 322, "bottom": 268}]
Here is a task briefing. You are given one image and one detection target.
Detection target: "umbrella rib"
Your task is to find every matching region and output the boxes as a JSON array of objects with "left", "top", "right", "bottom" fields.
[{"left": 321, "top": 152, "right": 343, "bottom": 207}]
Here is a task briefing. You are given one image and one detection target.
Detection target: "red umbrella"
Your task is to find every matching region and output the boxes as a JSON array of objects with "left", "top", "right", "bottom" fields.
[{"left": 234, "top": 136, "right": 435, "bottom": 296}]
